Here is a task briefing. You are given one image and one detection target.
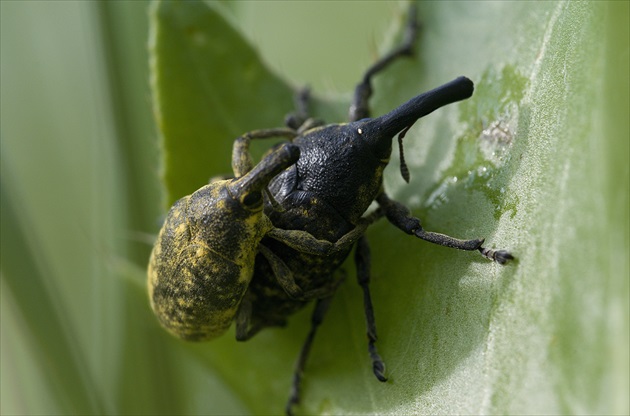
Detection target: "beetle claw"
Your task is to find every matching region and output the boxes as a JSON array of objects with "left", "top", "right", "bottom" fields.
[
  {"left": 479, "top": 247, "right": 514, "bottom": 264},
  {"left": 373, "top": 361, "right": 388, "bottom": 382}
]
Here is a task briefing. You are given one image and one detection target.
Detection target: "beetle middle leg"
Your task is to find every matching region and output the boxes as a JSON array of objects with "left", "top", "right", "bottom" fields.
[
  {"left": 376, "top": 193, "right": 514, "bottom": 264},
  {"left": 355, "top": 234, "right": 387, "bottom": 381}
]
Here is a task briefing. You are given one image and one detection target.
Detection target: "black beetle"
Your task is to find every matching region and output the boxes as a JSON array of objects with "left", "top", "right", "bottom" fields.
[{"left": 148, "top": 6, "right": 513, "bottom": 415}]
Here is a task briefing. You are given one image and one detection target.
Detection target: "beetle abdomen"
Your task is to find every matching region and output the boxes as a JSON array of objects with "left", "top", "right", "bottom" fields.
[{"left": 149, "top": 243, "right": 248, "bottom": 341}]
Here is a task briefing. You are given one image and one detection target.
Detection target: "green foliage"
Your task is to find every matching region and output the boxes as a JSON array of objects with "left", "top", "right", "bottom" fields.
[
  {"left": 1, "top": 1, "right": 628, "bottom": 415},
  {"left": 150, "top": 1, "right": 295, "bottom": 206}
]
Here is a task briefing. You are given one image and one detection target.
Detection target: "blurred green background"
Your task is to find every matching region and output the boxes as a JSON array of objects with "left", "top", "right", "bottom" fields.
[{"left": 1, "top": 1, "right": 628, "bottom": 415}]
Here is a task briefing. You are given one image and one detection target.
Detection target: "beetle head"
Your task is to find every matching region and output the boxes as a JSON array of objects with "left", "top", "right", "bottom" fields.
[
  {"left": 357, "top": 76, "right": 473, "bottom": 181},
  {"left": 227, "top": 143, "right": 300, "bottom": 211}
]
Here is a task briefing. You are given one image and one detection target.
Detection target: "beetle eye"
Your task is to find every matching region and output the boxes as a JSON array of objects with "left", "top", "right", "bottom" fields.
[{"left": 242, "top": 192, "right": 262, "bottom": 207}]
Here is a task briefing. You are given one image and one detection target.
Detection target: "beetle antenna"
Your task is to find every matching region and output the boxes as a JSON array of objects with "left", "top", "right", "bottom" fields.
[
  {"left": 397, "top": 121, "right": 416, "bottom": 183},
  {"left": 264, "top": 187, "right": 285, "bottom": 212},
  {"left": 398, "top": 134, "right": 410, "bottom": 183}
]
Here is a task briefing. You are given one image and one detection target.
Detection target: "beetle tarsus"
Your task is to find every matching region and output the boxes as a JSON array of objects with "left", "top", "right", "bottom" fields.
[
  {"left": 479, "top": 247, "right": 514, "bottom": 264},
  {"left": 370, "top": 343, "right": 388, "bottom": 382}
]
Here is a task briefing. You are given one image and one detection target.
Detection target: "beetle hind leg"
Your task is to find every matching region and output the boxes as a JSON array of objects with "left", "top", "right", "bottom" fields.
[{"left": 286, "top": 296, "right": 334, "bottom": 416}]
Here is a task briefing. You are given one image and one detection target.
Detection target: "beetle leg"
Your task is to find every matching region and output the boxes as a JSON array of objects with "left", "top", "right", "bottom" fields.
[
  {"left": 355, "top": 235, "right": 388, "bottom": 382},
  {"left": 349, "top": 5, "right": 419, "bottom": 121},
  {"left": 284, "top": 87, "right": 310, "bottom": 130},
  {"left": 266, "top": 228, "right": 333, "bottom": 256},
  {"left": 284, "top": 87, "right": 325, "bottom": 133},
  {"left": 258, "top": 244, "right": 305, "bottom": 299},
  {"left": 235, "top": 291, "right": 287, "bottom": 341},
  {"left": 259, "top": 243, "right": 346, "bottom": 301},
  {"left": 232, "top": 128, "right": 297, "bottom": 177},
  {"left": 478, "top": 246, "right": 514, "bottom": 264},
  {"left": 376, "top": 193, "right": 514, "bottom": 263},
  {"left": 266, "top": 213, "right": 381, "bottom": 257},
  {"left": 234, "top": 293, "right": 259, "bottom": 341},
  {"left": 286, "top": 296, "right": 334, "bottom": 416}
]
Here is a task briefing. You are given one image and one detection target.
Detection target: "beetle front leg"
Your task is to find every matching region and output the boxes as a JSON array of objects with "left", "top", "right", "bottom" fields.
[
  {"left": 376, "top": 193, "right": 514, "bottom": 264},
  {"left": 355, "top": 235, "right": 387, "bottom": 382},
  {"left": 266, "top": 213, "right": 381, "bottom": 257},
  {"left": 232, "top": 128, "right": 297, "bottom": 177},
  {"left": 284, "top": 87, "right": 325, "bottom": 133},
  {"left": 286, "top": 296, "right": 334, "bottom": 416},
  {"left": 349, "top": 5, "right": 419, "bottom": 121}
]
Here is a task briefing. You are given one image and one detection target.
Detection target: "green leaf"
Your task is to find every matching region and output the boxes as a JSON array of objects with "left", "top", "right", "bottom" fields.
[
  {"left": 147, "top": 1, "right": 627, "bottom": 415},
  {"left": 150, "top": 0, "right": 296, "bottom": 207},
  {"left": 1, "top": 178, "right": 104, "bottom": 414}
]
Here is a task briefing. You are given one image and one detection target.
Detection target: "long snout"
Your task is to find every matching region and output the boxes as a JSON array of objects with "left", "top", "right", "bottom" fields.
[
  {"left": 229, "top": 143, "right": 300, "bottom": 199},
  {"left": 360, "top": 76, "right": 474, "bottom": 154}
]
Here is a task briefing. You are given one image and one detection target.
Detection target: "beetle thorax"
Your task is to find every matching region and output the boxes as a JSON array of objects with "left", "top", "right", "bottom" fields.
[{"left": 292, "top": 124, "right": 390, "bottom": 225}]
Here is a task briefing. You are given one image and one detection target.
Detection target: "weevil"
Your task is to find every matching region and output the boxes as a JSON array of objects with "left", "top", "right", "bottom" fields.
[
  {"left": 148, "top": 5, "right": 513, "bottom": 415},
  {"left": 148, "top": 139, "right": 374, "bottom": 340},
  {"left": 148, "top": 142, "right": 299, "bottom": 340}
]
